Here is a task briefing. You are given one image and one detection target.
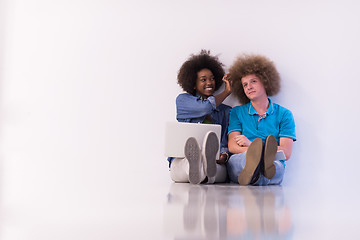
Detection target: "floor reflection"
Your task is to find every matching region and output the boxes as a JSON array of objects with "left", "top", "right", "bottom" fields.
[{"left": 164, "top": 184, "right": 293, "bottom": 240}]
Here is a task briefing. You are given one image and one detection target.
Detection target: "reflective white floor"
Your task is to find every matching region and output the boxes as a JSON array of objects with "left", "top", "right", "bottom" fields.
[
  {"left": 2, "top": 178, "right": 360, "bottom": 240},
  {"left": 164, "top": 184, "right": 292, "bottom": 240},
  {"left": 163, "top": 183, "right": 360, "bottom": 240}
]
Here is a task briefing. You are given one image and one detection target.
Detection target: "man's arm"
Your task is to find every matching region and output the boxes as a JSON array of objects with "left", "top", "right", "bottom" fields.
[
  {"left": 278, "top": 137, "right": 293, "bottom": 160},
  {"left": 228, "top": 132, "right": 249, "bottom": 154}
]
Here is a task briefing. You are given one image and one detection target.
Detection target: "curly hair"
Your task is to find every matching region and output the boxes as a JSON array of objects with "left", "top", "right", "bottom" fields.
[
  {"left": 228, "top": 54, "right": 281, "bottom": 104},
  {"left": 177, "top": 50, "right": 225, "bottom": 95}
]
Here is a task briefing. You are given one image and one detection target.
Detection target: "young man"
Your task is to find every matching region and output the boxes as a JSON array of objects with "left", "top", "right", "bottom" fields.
[{"left": 227, "top": 54, "right": 296, "bottom": 185}]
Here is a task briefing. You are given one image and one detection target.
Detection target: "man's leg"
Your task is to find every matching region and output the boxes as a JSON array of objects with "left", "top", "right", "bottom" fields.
[
  {"left": 264, "top": 135, "right": 277, "bottom": 179},
  {"left": 237, "top": 138, "right": 263, "bottom": 185}
]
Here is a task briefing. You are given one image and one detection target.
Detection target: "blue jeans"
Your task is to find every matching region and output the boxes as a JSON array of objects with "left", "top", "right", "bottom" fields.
[{"left": 226, "top": 152, "right": 285, "bottom": 185}]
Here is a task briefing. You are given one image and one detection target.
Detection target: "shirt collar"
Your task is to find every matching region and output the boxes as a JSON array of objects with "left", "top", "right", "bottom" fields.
[
  {"left": 195, "top": 93, "right": 202, "bottom": 100},
  {"left": 248, "top": 98, "right": 274, "bottom": 116},
  {"left": 195, "top": 93, "right": 219, "bottom": 112}
]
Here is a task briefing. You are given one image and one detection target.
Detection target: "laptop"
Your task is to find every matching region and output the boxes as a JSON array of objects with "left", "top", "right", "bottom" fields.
[
  {"left": 164, "top": 121, "right": 286, "bottom": 161},
  {"left": 164, "top": 122, "right": 221, "bottom": 158}
]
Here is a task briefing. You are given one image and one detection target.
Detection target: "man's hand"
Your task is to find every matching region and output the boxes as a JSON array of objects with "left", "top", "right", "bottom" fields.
[{"left": 234, "top": 135, "right": 251, "bottom": 147}]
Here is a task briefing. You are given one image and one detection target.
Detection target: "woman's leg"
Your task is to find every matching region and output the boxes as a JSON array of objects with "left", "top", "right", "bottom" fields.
[
  {"left": 170, "top": 157, "right": 206, "bottom": 183},
  {"left": 170, "top": 133, "right": 222, "bottom": 184},
  {"left": 170, "top": 158, "right": 190, "bottom": 182},
  {"left": 202, "top": 131, "right": 219, "bottom": 178},
  {"left": 213, "top": 163, "right": 227, "bottom": 183}
]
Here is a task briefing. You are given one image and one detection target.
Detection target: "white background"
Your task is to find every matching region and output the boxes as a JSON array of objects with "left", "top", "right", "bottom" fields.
[{"left": 1, "top": 0, "right": 360, "bottom": 238}]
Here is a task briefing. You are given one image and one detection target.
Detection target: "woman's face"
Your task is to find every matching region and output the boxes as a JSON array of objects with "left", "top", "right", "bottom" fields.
[
  {"left": 241, "top": 74, "right": 267, "bottom": 101},
  {"left": 194, "top": 68, "right": 215, "bottom": 99}
]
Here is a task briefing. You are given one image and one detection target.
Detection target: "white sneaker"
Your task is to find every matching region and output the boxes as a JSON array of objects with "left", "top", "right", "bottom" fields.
[
  {"left": 202, "top": 131, "right": 219, "bottom": 178},
  {"left": 184, "top": 137, "right": 202, "bottom": 184}
]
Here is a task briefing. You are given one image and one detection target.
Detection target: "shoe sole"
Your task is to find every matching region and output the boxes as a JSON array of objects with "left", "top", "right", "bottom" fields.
[
  {"left": 203, "top": 132, "right": 219, "bottom": 178},
  {"left": 264, "top": 135, "right": 277, "bottom": 179},
  {"left": 238, "top": 138, "right": 263, "bottom": 185},
  {"left": 184, "top": 137, "right": 202, "bottom": 184}
]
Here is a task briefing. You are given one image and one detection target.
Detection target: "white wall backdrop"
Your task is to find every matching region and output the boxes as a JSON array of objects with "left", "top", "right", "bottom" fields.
[{"left": 1, "top": 0, "right": 360, "bottom": 222}]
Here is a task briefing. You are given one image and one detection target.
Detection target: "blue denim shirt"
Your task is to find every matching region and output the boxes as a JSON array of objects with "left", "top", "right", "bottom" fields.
[
  {"left": 176, "top": 93, "right": 231, "bottom": 154},
  {"left": 167, "top": 93, "right": 231, "bottom": 166}
]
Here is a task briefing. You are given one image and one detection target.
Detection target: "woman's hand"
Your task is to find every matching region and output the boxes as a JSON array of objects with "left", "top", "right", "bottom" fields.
[
  {"left": 222, "top": 73, "right": 232, "bottom": 94},
  {"left": 216, "top": 153, "right": 229, "bottom": 164},
  {"left": 234, "top": 135, "right": 251, "bottom": 147},
  {"left": 215, "top": 73, "right": 233, "bottom": 107}
]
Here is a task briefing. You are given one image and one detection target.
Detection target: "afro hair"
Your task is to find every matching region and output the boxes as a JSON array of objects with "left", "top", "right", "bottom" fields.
[
  {"left": 177, "top": 50, "right": 225, "bottom": 95},
  {"left": 229, "top": 54, "right": 281, "bottom": 104}
]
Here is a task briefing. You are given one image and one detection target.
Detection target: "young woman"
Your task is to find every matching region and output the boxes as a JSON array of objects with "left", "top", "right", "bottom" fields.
[
  {"left": 168, "top": 50, "right": 232, "bottom": 184},
  {"left": 227, "top": 54, "right": 296, "bottom": 185}
]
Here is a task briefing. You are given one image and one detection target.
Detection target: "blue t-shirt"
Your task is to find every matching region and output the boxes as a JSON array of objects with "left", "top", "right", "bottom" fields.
[{"left": 228, "top": 98, "right": 296, "bottom": 144}]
